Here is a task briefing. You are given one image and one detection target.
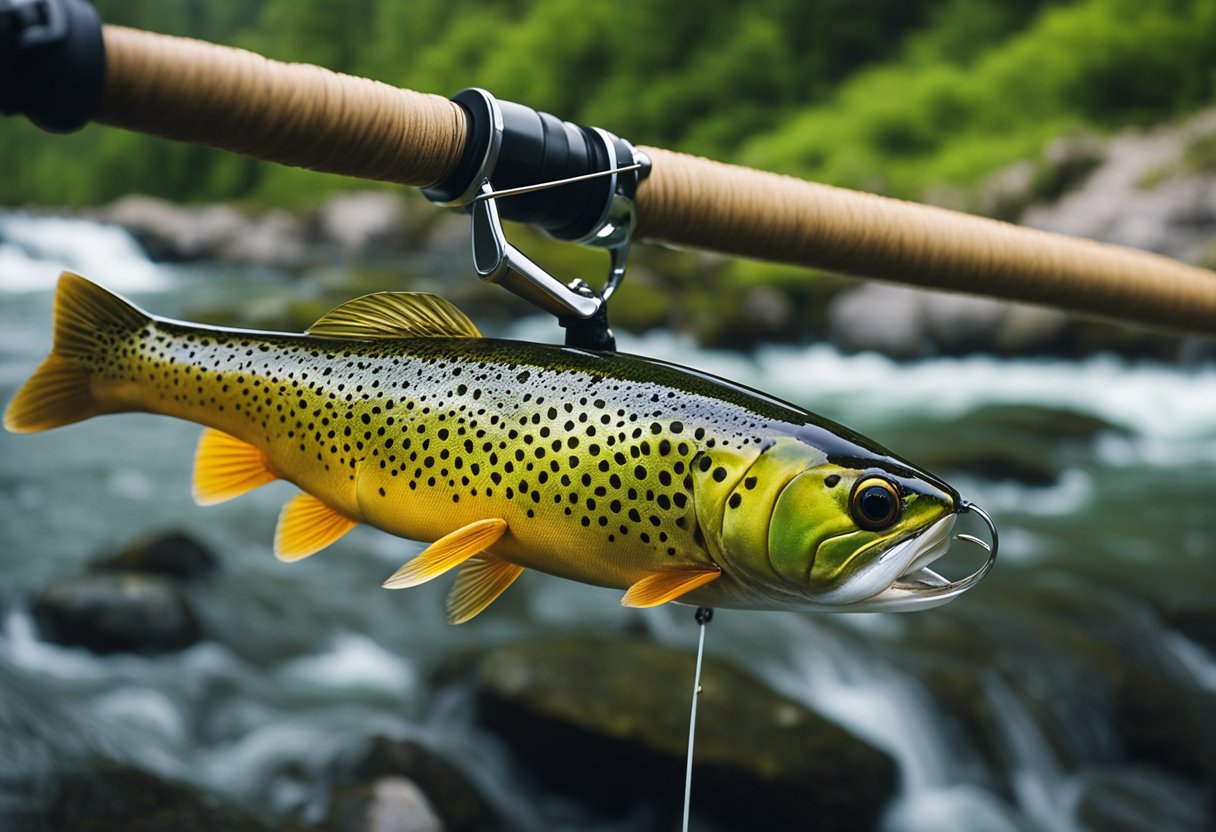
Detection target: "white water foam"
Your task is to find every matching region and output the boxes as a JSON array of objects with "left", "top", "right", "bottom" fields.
[{"left": 0, "top": 211, "right": 168, "bottom": 293}]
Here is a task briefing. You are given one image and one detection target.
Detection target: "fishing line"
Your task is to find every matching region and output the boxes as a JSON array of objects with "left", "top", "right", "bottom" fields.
[{"left": 682, "top": 605, "right": 713, "bottom": 832}]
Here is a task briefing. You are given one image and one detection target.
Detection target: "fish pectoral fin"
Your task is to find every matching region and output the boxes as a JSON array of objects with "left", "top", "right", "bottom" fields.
[
  {"left": 193, "top": 428, "right": 277, "bottom": 506},
  {"left": 307, "top": 292, "right": 481, "bottom": 340},
  {"left": 621, "top": 566, "right": 722, "bottom": 608},
  {"left": 274, "top": 492, "right": 357, "bottom": 562},
  {"left": 382, "top": 519, "right": 508, "bottom": 589},
  {"left": 446, "top": 553, "right": 524, "bottom": 625}
]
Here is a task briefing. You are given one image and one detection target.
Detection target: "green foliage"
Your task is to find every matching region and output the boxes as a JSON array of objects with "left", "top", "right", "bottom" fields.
[
  {"left": 1, "top": 0, "right": 1214, "bottom": 206},
  {"left": 743, "top": 0, "right": 1216, "bottom": 195}
]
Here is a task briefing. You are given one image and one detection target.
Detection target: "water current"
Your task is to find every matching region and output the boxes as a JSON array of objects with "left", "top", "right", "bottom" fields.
[{"left": 1, "top": 211, "right": 1213, "bottom": 830}]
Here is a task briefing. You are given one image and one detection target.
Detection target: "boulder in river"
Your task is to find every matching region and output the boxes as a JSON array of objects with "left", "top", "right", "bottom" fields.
[
  {"left": 30, "top": 572, "right": 203, "bottom": 655},
  {"left": 88, "top": 530, "right": 218, "bottom": 581},
  {"left": 36, "top": 758, "right": 309, "bottom": 832},
  {"left": 465, "top": 635, "right": 898, "bottom": 830},
  {"left": 328, "top": 736, "right": 497, "bottom": 832}
]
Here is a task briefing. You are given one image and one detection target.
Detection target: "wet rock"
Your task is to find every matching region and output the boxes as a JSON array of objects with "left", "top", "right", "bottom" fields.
[
  {"left": 329, "top": 737, "right": 496, "bottom": 832},
  {"left": 825, "top": 283, "right": 1076, "bottom": 360},
  {"left": 468, "top": 635, "right": 897, "bottom": 830},
  {"left": 30, "top": 572, "right": 202, "bottom": 654},
  {"left": 36, "top": 758, "right": 308, "bottom": 832},
  {"left": 883, "top": 403, "right": 1126, "bottom": 485},
  {"left": 1074, "top": 767, "right": 1211, "bottom": 832},
  {"left": 1112, "top": 667, "right": 1216, "bottom": 783},
  {"left": 90, "top": 195, "right": 307, "bottom": 267},
  {"left": 88, "top": 531, "right": 218, "bottom": 581},
  {"left": 327, "top": 777, "right": 445, "bottom": 832}
]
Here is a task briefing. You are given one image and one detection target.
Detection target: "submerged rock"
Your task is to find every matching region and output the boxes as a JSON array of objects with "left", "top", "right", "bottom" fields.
[
  {"left": 328, "top": 737, "right": 496, "bottom": 832},
  {"left": 30, "top": 572, "right": 202, "bottom": 655},
  {"left": 466, "top": 635, "right": 897, "bottom": 830},
  {"left": 88, "top": 530, "right": 218, "bottom": 581}
]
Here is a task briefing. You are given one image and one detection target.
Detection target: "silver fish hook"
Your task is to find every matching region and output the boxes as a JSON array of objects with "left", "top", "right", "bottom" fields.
[{"left": 953, "top": 500, "right": 999, "bottom": 586}]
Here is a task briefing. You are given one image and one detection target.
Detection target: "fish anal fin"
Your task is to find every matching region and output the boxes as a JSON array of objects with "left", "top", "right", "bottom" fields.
[
  {"left": 308, "top": 292, "right": 480, "bottom": 340},
  {"left": 193, "top": 428, "right": 277, "bottom": 506},
  {"left": 621, "top": 566, "right": 721, "bottom": 608},
  {"left": 382, "top": 519, "right": 508, "bottom": 589},
  {"left": 446, "top": 553, "right": 524, "bottom": 624},
  {"left": 275, "top": 492, "right": 357, "bottom": 562}
]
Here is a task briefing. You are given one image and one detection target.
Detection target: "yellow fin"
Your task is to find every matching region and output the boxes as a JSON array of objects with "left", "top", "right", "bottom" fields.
[
  {"left": 5, "top": 273, "right": 149, "bottom": 434},
  {"left": 382, "top": 519, "right": 508, "bottom": 589},
  {"left": 307, "top": 292, "right": 480, "bottom": 340},
  {"left": 446, "top": 553, "right": 524, "bottom": 624},
  {"left": 4, "top": 355, "right": 96, "bottom": 433},
  {"left": 621, "top": 566, "right": 721, "bottom": 608},
  {"left": 192, "top": 428, "right": 277, "bottom": 506},
  {"left": 274, "top": 492, "right": 357, "bottom": 562}
]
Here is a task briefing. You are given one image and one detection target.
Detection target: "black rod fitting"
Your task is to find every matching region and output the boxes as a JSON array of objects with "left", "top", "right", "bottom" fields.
[
  {"left": 423, "top": 88, "right": 638, "bottom": 242},
  {"left": 0, "top": 0, "right": 104, "bottom": 132}
]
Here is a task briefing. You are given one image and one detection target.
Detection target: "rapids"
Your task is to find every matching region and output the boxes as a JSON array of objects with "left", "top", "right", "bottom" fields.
[{"left": 1, "top": 211, "right": 1213, "bottom": 830}]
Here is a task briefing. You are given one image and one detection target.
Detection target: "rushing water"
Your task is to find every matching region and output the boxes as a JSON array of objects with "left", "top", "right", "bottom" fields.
[{"left": 1, "top": 211, "right": 1214, "bottom": 830}]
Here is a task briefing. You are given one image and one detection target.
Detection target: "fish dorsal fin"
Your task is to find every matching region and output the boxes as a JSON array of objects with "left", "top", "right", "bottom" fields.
[
  {"left": 193, "top": 428, "right": 277, "bottom": 506},
  {"left": 307, "top": 292, "right": 480, "bottom": 340},
  {"left": 382, "top": 519, "right": 508, "bottom": 589},
  {"left": 446, "top": 553, "right": 524, "bottom": 624},
  {"left": 621, "top": 566, "right": 721, "bottom": 608},
  {"left": 274, "top": 492, "right": 357, "bottom": 562}
]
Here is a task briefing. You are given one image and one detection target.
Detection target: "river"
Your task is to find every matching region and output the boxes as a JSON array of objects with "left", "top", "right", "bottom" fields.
[{"left": 1, "top": 211, "right": 1214, "bottom": 831}]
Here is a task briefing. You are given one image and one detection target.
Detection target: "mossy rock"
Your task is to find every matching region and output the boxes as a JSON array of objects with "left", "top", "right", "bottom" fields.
[{"left": 469, "top": 634, "right": 897, "bottom": 830}]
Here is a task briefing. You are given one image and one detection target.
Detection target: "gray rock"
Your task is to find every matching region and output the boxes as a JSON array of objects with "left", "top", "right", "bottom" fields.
[
  {"left": 89, "top": 531, "right": 218, "bottom": 581},
  {"left": 330, "top": 737, "right": 496, "bottom": 832},
  {"left": 1022, "top": 109, "right": 1216, "bottom": 264},
  {"left": 318, "top": 192, "right": 408, "bottom": 252},
  {"left": 327, "top": 777, "right": 445, "bottom": 832},
  {"left": 30, "top": 572, "right": 202, "bottom": 655},
  {"left": 826, "top": 283, "right": 1072, "bottom": 359},
  {"left": 90, "top": 195, "right": 308, "bottom": 267},
  {"left": 469, "top": 635, "right": 897, "bottom": 830}
]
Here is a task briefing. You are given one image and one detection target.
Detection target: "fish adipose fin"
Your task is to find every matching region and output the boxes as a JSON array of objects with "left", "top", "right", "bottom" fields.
[
  {"left": 382, "top": 518, "right": 508, "bottom": 589},
  {"left": 193, "top": 428, "right": 277, "bottom": 505},
  {"left": 275, "top": 492, "right": 357, "bottom": 562},
  {"left": 446, "top": 553, "right": 525, "bottom": 624},
  {"left": 307, "top": 292, "right": 481, "bottom": 340},
  {"left": 621, "top": 566, "right": 722, "bottom": 608},
  {"left": 4, "top": 272, "right": 149, "bottom": 433}
]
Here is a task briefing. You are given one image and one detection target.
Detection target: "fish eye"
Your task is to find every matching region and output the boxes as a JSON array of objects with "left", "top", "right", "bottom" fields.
[{"left": 850, "top": 477, "right": 901, "bottom": 531}]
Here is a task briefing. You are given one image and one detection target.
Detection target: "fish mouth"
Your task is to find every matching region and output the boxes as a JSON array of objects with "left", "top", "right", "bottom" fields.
[{"left": 834, "top": 502, "right": 999, "bottom": 612}]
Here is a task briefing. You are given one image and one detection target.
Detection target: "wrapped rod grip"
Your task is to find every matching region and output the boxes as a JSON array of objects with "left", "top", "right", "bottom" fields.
[{"left": 95, "top": 25, "right": 467, "bottom": 188}]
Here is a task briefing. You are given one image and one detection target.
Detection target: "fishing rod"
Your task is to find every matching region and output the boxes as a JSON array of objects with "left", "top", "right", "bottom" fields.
[{"left": 3, "top": 0, "right": 1216, "bottom": 340}]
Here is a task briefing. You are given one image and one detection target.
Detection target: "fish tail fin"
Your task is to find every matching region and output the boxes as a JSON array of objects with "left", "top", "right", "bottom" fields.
[{"left": 4, "top": 272, "right": 150, "bottom": 433}]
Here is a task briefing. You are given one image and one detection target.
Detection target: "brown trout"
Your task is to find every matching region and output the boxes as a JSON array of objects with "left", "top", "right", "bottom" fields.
[{"left": 5, "top": 273, "right": 994, "bottom": 622}]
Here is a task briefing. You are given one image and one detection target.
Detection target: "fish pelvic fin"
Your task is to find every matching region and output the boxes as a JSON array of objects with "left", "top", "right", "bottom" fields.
[
  {"left": 446, "top": 553, "right": 524, "bottom": 624},
  {"left": 382, "top": 518, "right": 508, "bottom": 589},
  {"left": 307, "top": 292, "right": 481, "bottom": 340},
  {"left": 274, "top": 492, "right": 357, "bottom": 562},
  {"left": 621, "top": 566, "right": 721, "bottom": 608},
  {"left": 4, "top": 272, "right": 150, "bottom": 433},
  {"left": 193, "top": 428, "right": 277, "bottom": 506}
]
